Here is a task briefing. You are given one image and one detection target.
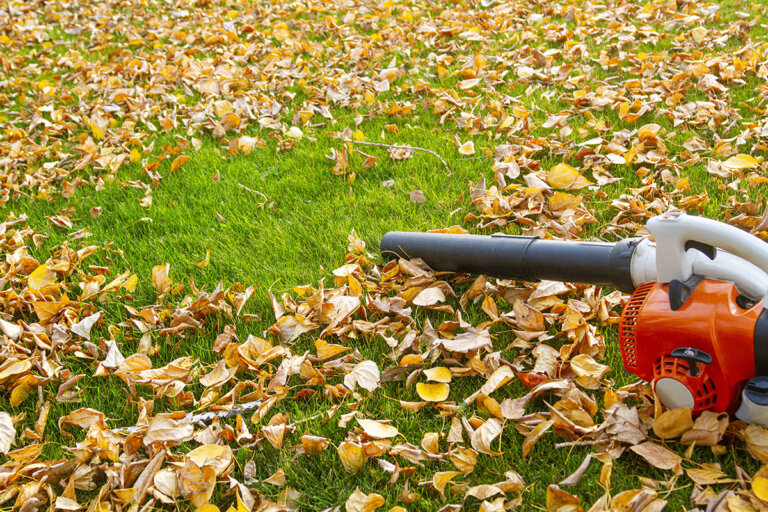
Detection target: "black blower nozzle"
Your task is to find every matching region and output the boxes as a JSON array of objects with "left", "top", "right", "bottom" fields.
[{"left": 380, "top": 231, "right": 638, "bottom": 293}]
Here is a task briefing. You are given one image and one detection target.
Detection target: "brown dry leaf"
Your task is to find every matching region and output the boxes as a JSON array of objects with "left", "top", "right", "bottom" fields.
[
  {"left": 653, "top": 408, "right": 693, "bottom": 439},
  {"left": 264, "top": 468, "right": 287, "bottom": 486},
  {"left": 465, "top": 484, "right": 503, "bottom": 501},
  {"left": 569, "top": 354, "right": 609, "bottom": 380},
  {"left": 546, "top": 485, "right": 583, "bottom": 512},
  {"left": 680, "top": 411, "right": 728, "bottom": 446},
  {"left": 522, "top": 419, "right": 553, "bottom": 458},
  {"left": 450, "top": 447, "right": 478, "bottom": 474},
  {"left": 143, "top": 413, "right": 194, "bottom": 446},
  {"left": 630, "top": 441, "right": 682, "bottom": 471},
  {"left": 685, "top": 464, "right": 729, "bottom": 485},
  {"left": 186, "top": 444, "right": 233, "bottom": 476},
  {"left": 345, "top": 488, "right": 385, "bottom": 512},
  {"left": 745, "top": 424, "right": 768, "bottom": 462},
  {"left": 410, "top": 190, "right": 426, "bottom": 203},
  {"left": 416, "top": 382, "right": 450, "bottom": 402},
  {"left": 357, "top": 418, "right": 399, "bottom": 439},
  {"left": 413, "top": 286, "right": 445, "bottom": 306},
  {"left": 479, "top": 366, "right": 515, "bottom": 396},
  {"left": 440, "top": 328, "right": 492, "bottom": 353},
  {"left": 344, "top": 360, "right": 380, "bottom": 392},
  {"left": 0, "top": 413, "right": 14, "bottom": 454},
  {"left": 471, "top": 418, "right": 503, "bottom": 456},
  {"left": 388, "top": 146, "right": 414, "bottom": 161},
  {"left": 178, "top": 460, "right": 216, "bottom": 508}
]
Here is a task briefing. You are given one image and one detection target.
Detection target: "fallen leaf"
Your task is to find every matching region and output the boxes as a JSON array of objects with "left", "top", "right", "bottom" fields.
[
  {"left": 424, "top": 367, "right": 452, "bottom": 383},
  {"left": 630, "top": 441, "right": 681, "bottom": 471},
  {"left": 416, "top": 382, "right": 450, "bottom": 402},
  {"left": 547, "top": 163, "right": 591, "bottom": 190},
  {"left": 0, "top": 413, "right": 14, "bottom": 454},
  {"left": 357, "top": 418, "right": 399, "bottom": 439},
  {"left": 653, "top": 407, "right": 693, "bottom": 439},
  {"left": 345, "top": 488, "right": 385, "bottom": 512},
  {"left": 344, "top": 360, "right": 380, "bottom": 392}
]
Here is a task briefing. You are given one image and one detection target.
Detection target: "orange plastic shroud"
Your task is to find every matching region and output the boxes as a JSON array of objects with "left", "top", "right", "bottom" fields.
[{"left": 619, "top": 280, "right": 762, "bottom": 414}]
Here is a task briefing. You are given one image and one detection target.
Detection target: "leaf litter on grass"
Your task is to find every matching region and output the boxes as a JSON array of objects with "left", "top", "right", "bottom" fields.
[{"left": 3, "top": 0, "right": 768, "bottom": 510}]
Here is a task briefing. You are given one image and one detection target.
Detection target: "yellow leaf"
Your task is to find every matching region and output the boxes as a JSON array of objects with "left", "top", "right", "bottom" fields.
[
  {"left": 286, "top": 126, "right": 303, "bottom": 139},
  {"left": 273, "top": 23, "right": 290, "bottom": 42},
  {"left": 548, "top": 191, "right": 582, "bottom": 212},
  {"left": 186, "top": 444, "right": 233, "bottom": 476},
  {"left": 570, "top": 354, "right": 610, "bottom": 380},
  {"left": 547, "top": 163, "right": 591, "bottom": 189},
  {"left": 416, "top": 382, "right": 450, "bottom": 402},
  {"left": 31, "top": 301, "right": 67, "bottom": 324},
  {"left": 723, "top": 154, "right": 759, "bottom": 170},
  {"left": 424, "top": 367, "right": 452, "bottom": 383},
  {"left": 27, "top": 263, "right": 56, "bottom": 291},
  {"left": 10, "top": 384, "right": 30, "bottom": 407},
  {"left": 196, "top": 249, "right": 210, "bottom": 268},
  {"left": 523, "top": 419, "right": 553, "bottom": 458},
  {"left": 753, "top": 477, "right": 768, "bottom": 502},
  {"left": 152, "top": 264, "right": 172, "bottom": 295},
  {"left": 352, "top": 129, "right": 365, "bottom": 141},
  {"left": 315, "top": 339, "right": 350, "bottom": 360},
  {"left": 345, "top": 488, "right": 385, "bottom": 512},
  {"left": 263, "top": 468, "right": 286, "bottom": 486},
  {"left": 338, "top": 441, "right": 366, "bottom": 473},
  {"left": 458, "top": 140, "right": 475, "bottom": 155},
  {"left": 653, "top": 408, "right": 693, "bottom": 439},
  {"left": 221, "top": 112, "right": 241, "bottom": 131},
  {"left": 433, "top": 471, "right": 461, "bottom": 499},
  {"left": 171, "top": 155, "right": 190, "bottom": 174},
  {"left": 122, "top": 274, "right": 138, "bottom": 292},
  {"left": 196, "top": 505, "right": 220, "bottom": 512},
  {"left": 301, "top": 434, "right": 330, "bottom": 455},
  {"left": 130, "top": 148, "right": 141, "bottom": 163},
  {"left": 90, "top": 114, "right": 108, "bottom": 140}
]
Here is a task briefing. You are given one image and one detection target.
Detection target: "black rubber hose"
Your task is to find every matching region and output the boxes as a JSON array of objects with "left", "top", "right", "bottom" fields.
[{"left": 380, "top": 232, "right": 639, "bottom": 293}]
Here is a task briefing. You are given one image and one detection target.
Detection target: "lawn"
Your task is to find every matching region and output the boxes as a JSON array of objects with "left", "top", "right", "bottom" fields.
[{"left": 1, "top": 0, "right": 768, "bottom": 510}]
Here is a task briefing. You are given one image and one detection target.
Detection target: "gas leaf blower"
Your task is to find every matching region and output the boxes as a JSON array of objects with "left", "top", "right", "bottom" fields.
[{"left": 381, "top": 212, "right": 768, "bottom": 427}]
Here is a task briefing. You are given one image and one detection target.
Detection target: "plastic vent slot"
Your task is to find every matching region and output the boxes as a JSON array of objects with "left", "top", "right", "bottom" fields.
[
  {"left": 653, "top": 356, "right": 717, "bottom": 411},
  {"left": 619, "top": 282, "right": 654, "bottom": 370}
]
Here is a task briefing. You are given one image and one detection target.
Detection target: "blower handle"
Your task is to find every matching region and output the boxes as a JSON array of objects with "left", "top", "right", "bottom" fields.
[{"left": 648, "top": 212, "right": 768, "bottom": 296}]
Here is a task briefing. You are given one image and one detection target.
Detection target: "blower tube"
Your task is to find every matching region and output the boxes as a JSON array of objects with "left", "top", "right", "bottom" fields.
[{"left": 380, "top": 232, "right": 639, "bottom": 294}]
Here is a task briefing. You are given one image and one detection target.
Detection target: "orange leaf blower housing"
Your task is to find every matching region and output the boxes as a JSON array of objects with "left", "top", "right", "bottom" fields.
[{"left": 620, "top": 280, "right": 766, "bottom": 415}]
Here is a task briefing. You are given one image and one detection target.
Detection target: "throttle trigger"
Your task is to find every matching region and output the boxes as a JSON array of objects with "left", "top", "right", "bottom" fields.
[
  {"left": 668, "top": 276, "right": 703, "bottom": 310},
  {"left": 684, "top": 240, "right": 716, "bottom": 260}
]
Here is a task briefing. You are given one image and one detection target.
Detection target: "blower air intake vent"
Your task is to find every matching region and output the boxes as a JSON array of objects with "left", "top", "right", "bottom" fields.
[
  {"left": 653, "top": 356, "right": 717, "bottom": 411},
  {"left": 619, "top": 282, "right": 655, "bottom": 371}
]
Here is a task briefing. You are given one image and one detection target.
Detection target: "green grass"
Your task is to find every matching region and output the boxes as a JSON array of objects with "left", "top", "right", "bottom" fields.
[{"left": 2, "top": 0, "right": 768, "bottom": 510}]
